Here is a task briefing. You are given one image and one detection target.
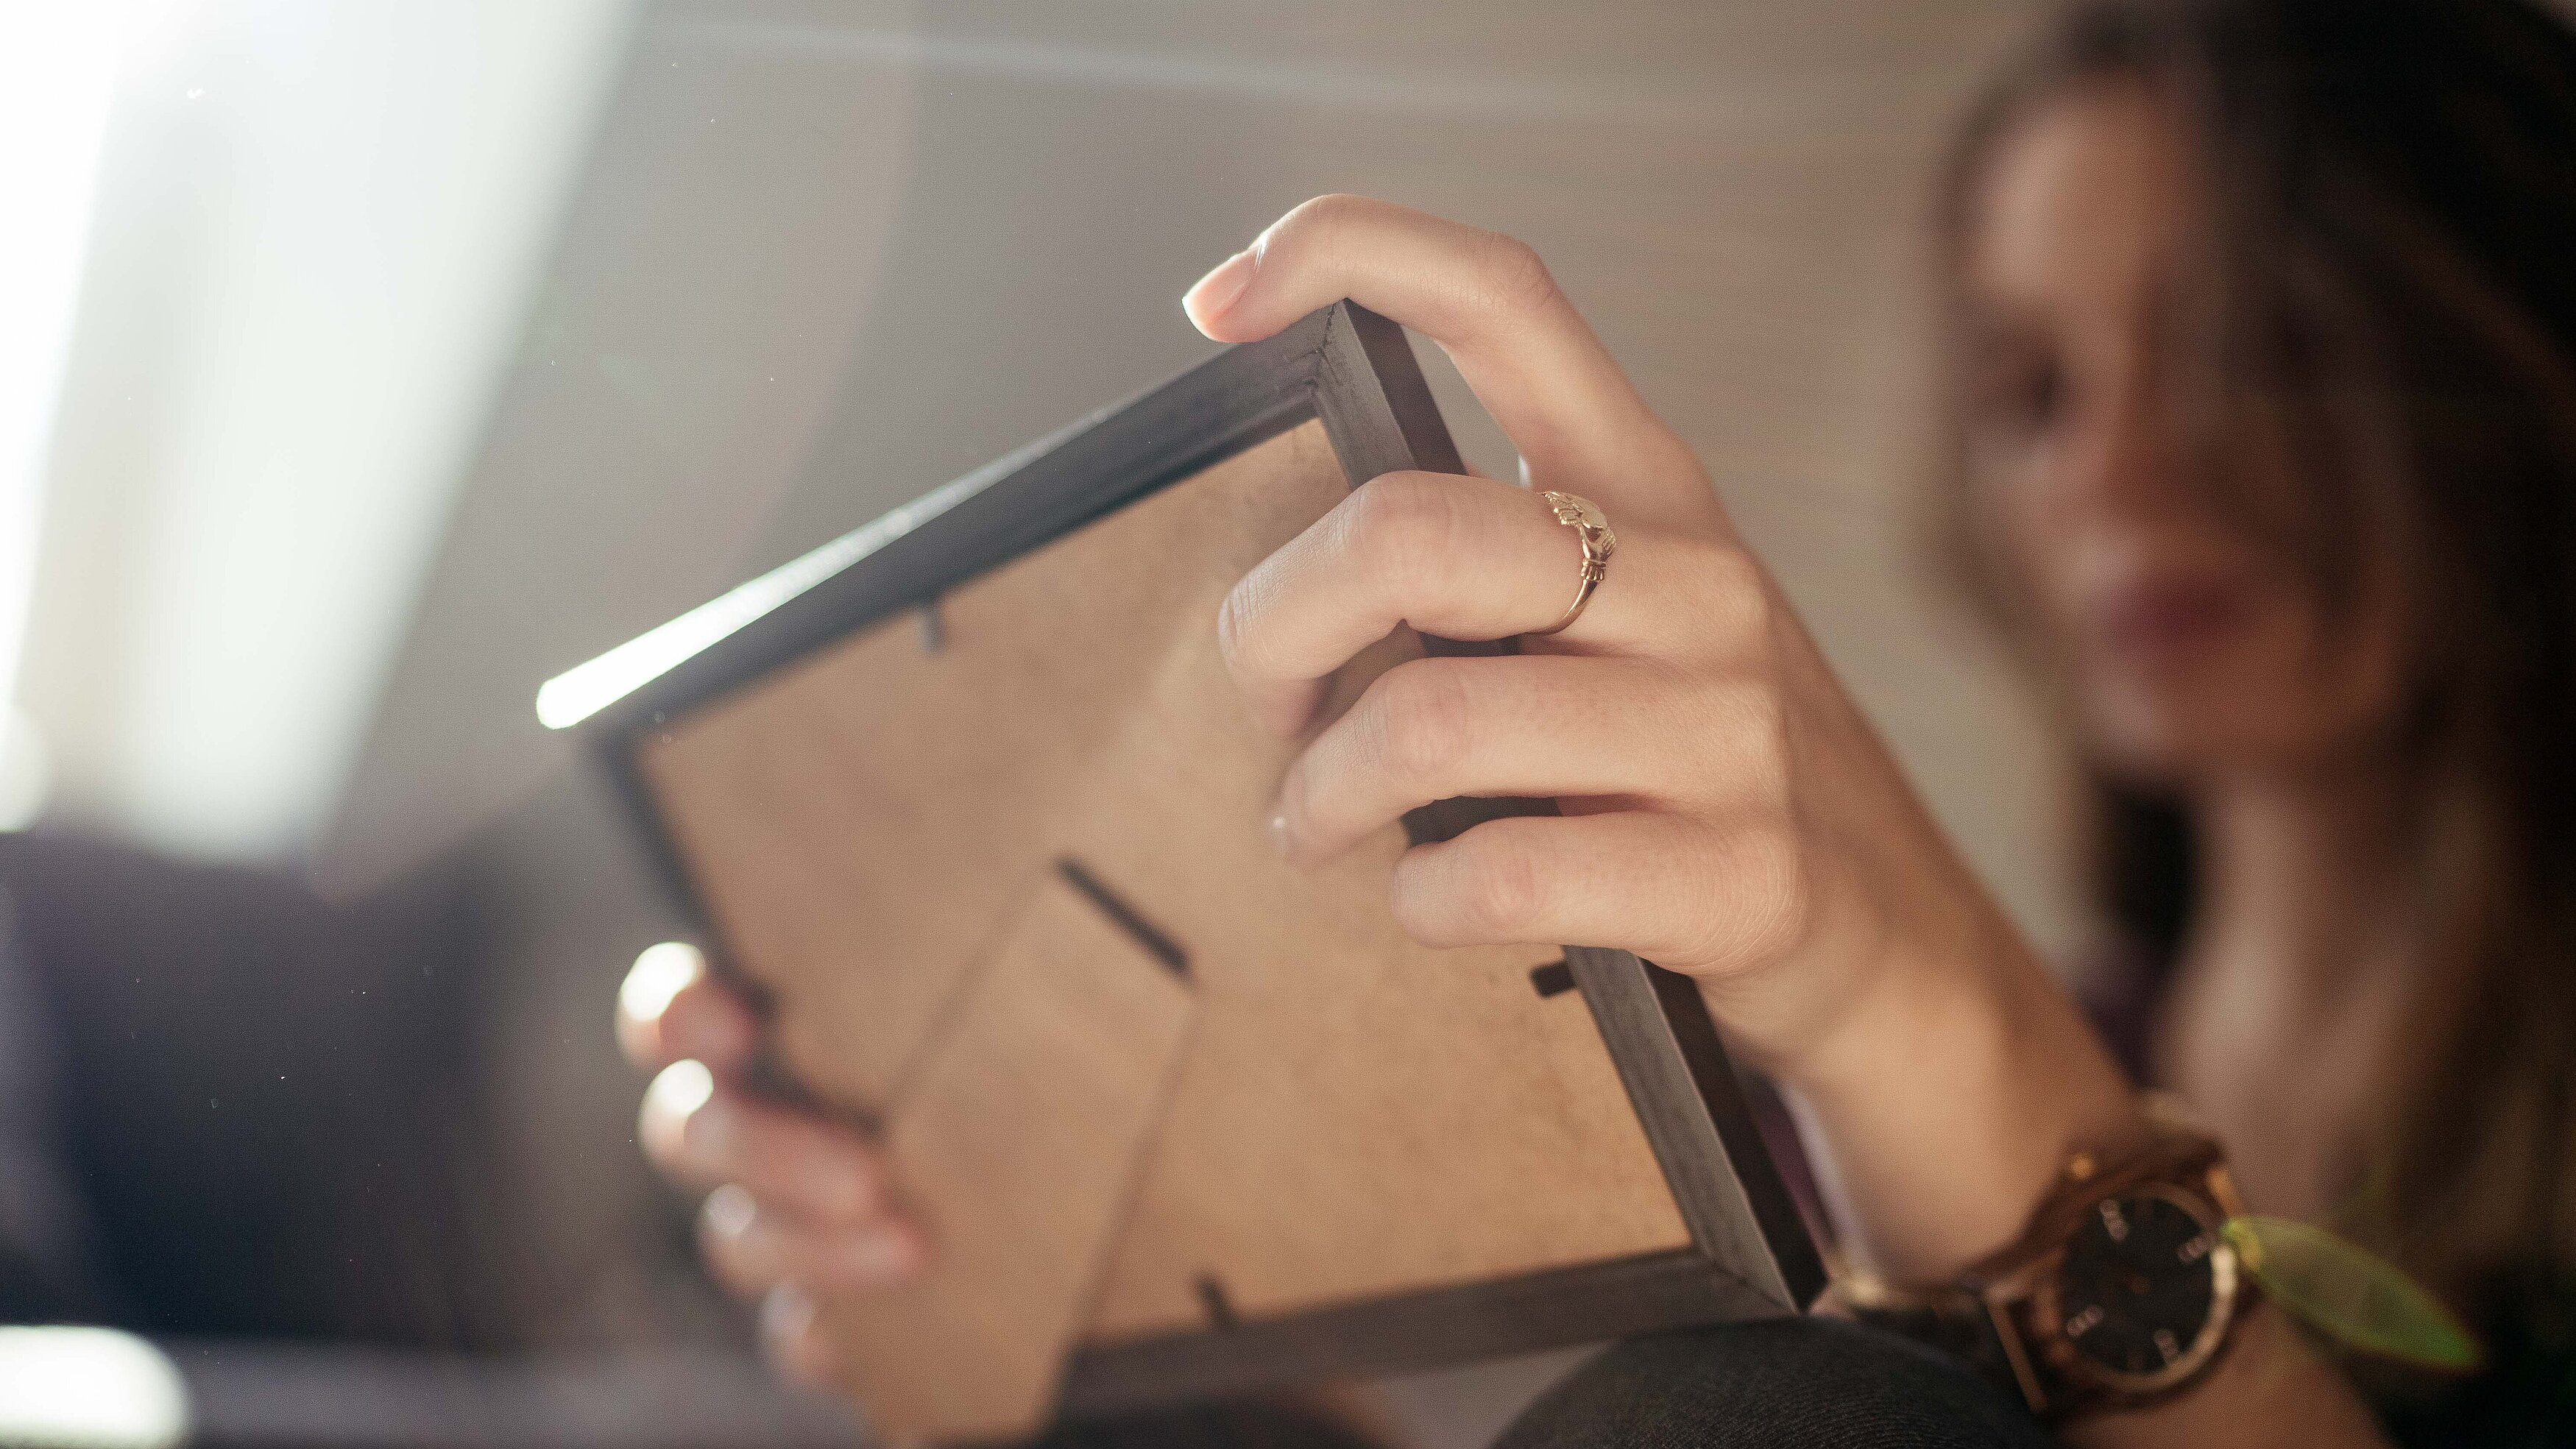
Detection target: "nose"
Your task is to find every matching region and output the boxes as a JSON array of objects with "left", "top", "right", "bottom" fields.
[{"left": 2059, "top": 341, "right": 2181, "bottom": 520}]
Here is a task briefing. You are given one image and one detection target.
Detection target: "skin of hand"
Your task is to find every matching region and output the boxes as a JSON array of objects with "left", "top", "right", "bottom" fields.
[{"left": 616, "top": 941, "right": 924, "bottom": 1381}]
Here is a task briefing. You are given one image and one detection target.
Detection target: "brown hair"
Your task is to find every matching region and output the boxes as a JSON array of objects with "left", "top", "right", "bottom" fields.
[{"left": 1934, "top": 0, "right": 2576, "bottom": 1334}]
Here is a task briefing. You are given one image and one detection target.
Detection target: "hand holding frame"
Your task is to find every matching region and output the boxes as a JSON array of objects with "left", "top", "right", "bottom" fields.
[{"left": 1188, "top": 195, "right": 2137, "bottom": 1286}]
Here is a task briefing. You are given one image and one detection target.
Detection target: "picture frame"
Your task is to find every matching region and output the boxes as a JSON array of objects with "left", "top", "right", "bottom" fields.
[{"left": 539, "top": 300, "right": 1824, "bottom": 1430}]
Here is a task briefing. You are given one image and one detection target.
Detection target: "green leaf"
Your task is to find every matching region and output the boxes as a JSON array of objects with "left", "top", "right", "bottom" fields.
[{"left": 2221, "top": 1215, "right": 2483, "bottom": 1372}]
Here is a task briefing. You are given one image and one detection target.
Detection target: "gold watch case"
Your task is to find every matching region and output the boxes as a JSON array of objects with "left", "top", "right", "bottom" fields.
[
  {"left": 1977, "top": 1146, "right": 2251, "bottom": 1417},
  {"left": 2027, "top": 1177, "right": 2243, "bottom": 1397}
]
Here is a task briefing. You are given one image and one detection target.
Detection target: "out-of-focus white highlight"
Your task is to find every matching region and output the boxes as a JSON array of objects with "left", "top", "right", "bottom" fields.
[
  {"left": 648, "top": 1058, "right": 717, "bottom": 1122},
  {"left": 0, "top": 1325, "right": 190, "bottom": 1449},
  {"left": 537, "top": 491, "right": 948, "bottom": 731},
  {"left": 536, "top": 395, "right": 1088, "bottom": 731},
  {"left": 0, "top": 3, "right": 135, "bottom": 723},
  {"left": 620, "top": 940, "right": 706, "bottom": 1023},
  {"left": 0, "top": 706, "right": 52, "bottom": 832},
  {"left": 19, "top": 0, "right": 634, "bottom": 860}
]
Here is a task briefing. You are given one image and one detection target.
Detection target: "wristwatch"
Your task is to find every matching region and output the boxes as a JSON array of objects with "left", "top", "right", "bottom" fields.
[{"left": 1841, "top": 1113, "right": 2251, "bottom": 1420}]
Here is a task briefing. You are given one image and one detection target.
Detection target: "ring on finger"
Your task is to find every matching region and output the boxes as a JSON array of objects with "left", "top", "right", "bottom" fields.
[{"left": 1530, "top": 491, "right": 1617, "bottom": 636}]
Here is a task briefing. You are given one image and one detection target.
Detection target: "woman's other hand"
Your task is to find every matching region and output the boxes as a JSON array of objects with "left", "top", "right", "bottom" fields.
[
  {"left": 615, "top": 942, "right": 926, "bottom": 1381},
  {"left": 1190, "top": 196, "right": 2136, "bottom": 1282}
]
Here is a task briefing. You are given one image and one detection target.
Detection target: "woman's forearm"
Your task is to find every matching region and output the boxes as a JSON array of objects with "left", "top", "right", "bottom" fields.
[
  {"left": 1756, "top": 913, "right": 2140, "bottom": 1283},
  {"left": 1739, "top": 918, "right": 2391, "bottom": 1448}
]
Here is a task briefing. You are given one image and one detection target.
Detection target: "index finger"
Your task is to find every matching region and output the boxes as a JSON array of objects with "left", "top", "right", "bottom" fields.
[{"left": 1183, "top": 195, "right": 1720, "bottom": 532}]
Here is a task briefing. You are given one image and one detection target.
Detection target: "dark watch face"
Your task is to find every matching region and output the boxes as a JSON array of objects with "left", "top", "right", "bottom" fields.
[{"left": 2045, "top": 1186, "right": 2234, "bottom": 1388}]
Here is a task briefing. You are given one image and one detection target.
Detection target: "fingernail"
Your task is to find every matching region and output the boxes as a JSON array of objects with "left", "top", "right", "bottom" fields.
[
  {"left": 646, "top": 1059, "right": 716, "bottom": 1139},
  {"left": 1183, "top": 249, "right": 1255, "bottom": 325},
  {"left": 620, "top": 940, "right": 704, "bottom": 1023}
]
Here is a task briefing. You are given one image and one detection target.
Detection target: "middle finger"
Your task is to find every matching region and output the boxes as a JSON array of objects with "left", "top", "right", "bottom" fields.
[{"left": 1273, "top": 652, "right": 1783, "bottom": 866}]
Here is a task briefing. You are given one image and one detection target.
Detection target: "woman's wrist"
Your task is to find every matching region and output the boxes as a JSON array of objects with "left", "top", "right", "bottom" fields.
[{"left": 1717, "top": 904, "right": 2144, "bottom": 1284}]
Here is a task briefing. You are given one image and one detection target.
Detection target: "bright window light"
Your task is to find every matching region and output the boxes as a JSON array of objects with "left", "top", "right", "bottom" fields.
[
  {"left": 0, "top": 1326, "right": 191, "bottom": 1449},
  {"left": 0, "top": 3, "right": 138, "bottom": 718}
]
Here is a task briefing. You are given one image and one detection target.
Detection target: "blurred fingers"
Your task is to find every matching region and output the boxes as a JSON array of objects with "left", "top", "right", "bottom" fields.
[
  {"left": 640, "top": 1068, "right": 894, "bottom": 1226},
  {"left": 699, "top": 1185, "right": 925, "bottom": 1299}
]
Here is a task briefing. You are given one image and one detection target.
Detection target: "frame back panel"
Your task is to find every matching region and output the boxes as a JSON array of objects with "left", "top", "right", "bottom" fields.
[{"left": 639, "top": 418, "right": 1696, "bottom": 1336}]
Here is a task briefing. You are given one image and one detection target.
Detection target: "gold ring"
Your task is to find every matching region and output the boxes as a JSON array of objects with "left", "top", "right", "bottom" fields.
[{"left": 1531, "top": 491, "right": 1616, "bottom": 636}]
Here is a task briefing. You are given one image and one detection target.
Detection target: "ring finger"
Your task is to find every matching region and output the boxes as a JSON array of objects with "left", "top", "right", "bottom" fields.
[{"left": 1221, "top": 471, "right": 1757, "bottom": 735}]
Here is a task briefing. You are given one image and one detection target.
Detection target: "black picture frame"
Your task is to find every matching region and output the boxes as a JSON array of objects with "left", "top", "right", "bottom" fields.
[{"left": 540, "top": 300, "right": 1825, "bottom": 1418}]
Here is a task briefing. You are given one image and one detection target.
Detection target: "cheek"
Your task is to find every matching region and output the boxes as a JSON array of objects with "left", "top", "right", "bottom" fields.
[{"left": 1992, "top": 469, "right": 2087, "bottom": 629}]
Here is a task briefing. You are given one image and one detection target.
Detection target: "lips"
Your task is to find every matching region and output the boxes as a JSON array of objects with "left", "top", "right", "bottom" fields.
[{"left": 2092, "top": 573, "right": 2255, "bottom": 669}]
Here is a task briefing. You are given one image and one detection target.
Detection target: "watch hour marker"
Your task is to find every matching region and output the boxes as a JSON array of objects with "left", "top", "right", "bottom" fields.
[
  {"left": 2099, "top": 1199, "right": 2130, "bottom": 1241},
  {"left": 2179, "top": 1232, "right": 2212, "bottom": 1263},
  {"left": 2064, "top": 1304, "right": 2106, "bottom": 1338},
  {"left": 2154, "top": 1328, "right": 2182, "bottom": 1364}
]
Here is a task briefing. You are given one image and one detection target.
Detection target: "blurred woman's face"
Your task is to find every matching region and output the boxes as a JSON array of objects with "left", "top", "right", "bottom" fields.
[{"left": 1958, "top": 82, "right": 2404, "bottom": 784}]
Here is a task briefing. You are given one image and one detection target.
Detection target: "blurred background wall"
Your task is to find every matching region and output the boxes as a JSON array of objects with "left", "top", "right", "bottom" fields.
[
  {"left": 16, "top": 0, "right": 2076, "bottom": 932},
  {"left": 4, "top": 0, "right": 2076, "bottom": 1436}
]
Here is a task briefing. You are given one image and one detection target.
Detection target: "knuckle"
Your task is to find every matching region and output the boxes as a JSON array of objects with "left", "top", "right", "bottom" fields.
[
  {"left": 1216, "top": 563, "right": 1292, "bottom": 683},
  {"left": 1375, "top": 662, "right": 1478, "bottom": 782},
  {"left": 1704, "top": 825, "right": 1816, "bottom": 969},
  {"left": 1264, "top": 193, "right": 1367, "bottom": 263},
  {"left": 1472, "top": 232, "right": 1563, "bottom": 319},
  {"left": 1343, "top": 472, "right": 1463, "bottom": 592},
  {"left": 1465, "top": 838, "right": 1552, "bottom": 940},
  {"left": 1688, "top": 545, "right": 1774, "bottom": 643},
  {"left": 1214, "top": 580, "right": 1253, "bottom": 670},
  {"left": 1699, "top": 681, "right": 1793, "bottom": 809}
]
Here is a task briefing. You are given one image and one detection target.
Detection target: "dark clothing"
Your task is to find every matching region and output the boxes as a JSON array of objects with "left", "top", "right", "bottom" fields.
[
  {"left": 1043, "top": 1321, "right": 2052, "bottom": 1449},
  {"left": 1494, "top": 1321, "right": 2056, "bottom": 1449},
  {"left": 2070, "top": 943, "right": 2576, "bottom": 1448},
  {"left": 0, "top": 833, "right": 492, "bottom": 1343}
]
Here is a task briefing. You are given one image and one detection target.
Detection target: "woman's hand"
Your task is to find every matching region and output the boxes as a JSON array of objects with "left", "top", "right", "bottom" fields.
[
  {"left": 615, "top": 942, "right": 927, "bottom": 1381},
  {"left": 1191, "top": 196, "right": 2140, "bottom": 1283}
]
